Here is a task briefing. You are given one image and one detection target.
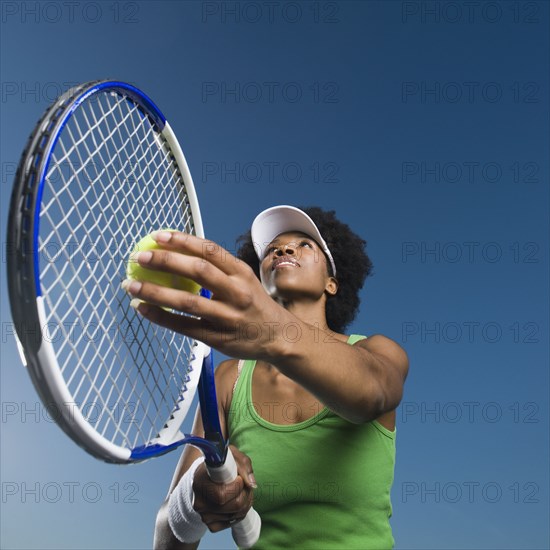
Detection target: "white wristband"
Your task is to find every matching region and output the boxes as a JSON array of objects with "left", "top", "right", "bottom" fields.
[{"left": 168, "top": 456, "right": 208, "bottom": 543}]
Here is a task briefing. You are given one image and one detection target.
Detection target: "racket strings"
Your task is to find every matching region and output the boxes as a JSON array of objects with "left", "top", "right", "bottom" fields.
[
  {"left": 85, "top": 97, "right": 195, "bottom": 433},
  {"left": 37, "top": 90, "right": 197, "bottom": 449}
]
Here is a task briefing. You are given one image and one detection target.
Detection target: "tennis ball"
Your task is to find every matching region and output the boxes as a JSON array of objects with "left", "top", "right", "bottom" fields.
[{"left": 126, "top": 231, "right": 201, "bottom": 294}]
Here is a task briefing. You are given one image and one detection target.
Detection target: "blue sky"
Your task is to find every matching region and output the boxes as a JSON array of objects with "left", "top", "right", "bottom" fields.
[{"left": 1, "top": 1, "right": 548, "bottom": 548}]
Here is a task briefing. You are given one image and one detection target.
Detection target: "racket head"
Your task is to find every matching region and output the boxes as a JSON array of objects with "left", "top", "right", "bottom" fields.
[{"left": 7, "top": 80, "right": 207, "bottom": 463}]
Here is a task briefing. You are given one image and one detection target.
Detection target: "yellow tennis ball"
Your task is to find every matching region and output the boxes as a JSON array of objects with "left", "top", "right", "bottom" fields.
[{"left": 126, "top": 231, "right": 201, "bottom": 294}]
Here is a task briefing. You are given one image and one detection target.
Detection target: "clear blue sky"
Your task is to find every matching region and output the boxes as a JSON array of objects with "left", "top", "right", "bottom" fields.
[{"left": 1, "top": 1, "right": 548, "bottom": 549}]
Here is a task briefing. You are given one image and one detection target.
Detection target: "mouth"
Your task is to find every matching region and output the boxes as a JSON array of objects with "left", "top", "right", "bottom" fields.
[{"left": 272, "top": 256, "right": 300, "bottom": 270}]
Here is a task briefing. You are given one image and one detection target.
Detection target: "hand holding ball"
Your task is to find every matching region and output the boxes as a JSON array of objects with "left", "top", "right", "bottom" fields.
[{"left": 126, "top": 231, "right": 201, "bottom": 295}]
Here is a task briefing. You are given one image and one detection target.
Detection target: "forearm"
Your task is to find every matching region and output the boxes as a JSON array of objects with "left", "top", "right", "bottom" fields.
[
  {"left": 154, "top": 422, "right": 206, "bottom": 550},
  {"left": 154, "top": 500, "right": 200, "bottom": 550},
  {"left": 265, "top": 322, "right": 404, "bottom": 423}
]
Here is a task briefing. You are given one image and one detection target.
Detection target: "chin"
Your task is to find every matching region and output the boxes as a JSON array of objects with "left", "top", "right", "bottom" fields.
[
  {"left": 262, "top": 280, "right": 296, "bottom": 302},
  {"left": 260, "top": 275, "right": 277, "bottom": 297},
  {"left": 261, "top": 272, "right": 311, "bottom": 301}
]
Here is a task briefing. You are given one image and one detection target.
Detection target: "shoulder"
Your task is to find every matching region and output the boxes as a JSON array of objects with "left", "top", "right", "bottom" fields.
[
  {"left": 354, "top": 334, "right": 409, "bottom": 373},
  {"left": 215, "top": 358, "right": 240, "bottom": 378},
  {"left": 215, "top": 358, "right": 241, "bottom": 413}
]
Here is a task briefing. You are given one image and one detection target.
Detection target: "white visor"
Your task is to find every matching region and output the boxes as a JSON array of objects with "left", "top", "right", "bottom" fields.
[{"left": 251, "top": 205, "right": 336, "bottom": 276}]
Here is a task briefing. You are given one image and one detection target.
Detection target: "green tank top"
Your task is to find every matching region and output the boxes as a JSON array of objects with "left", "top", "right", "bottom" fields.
[{"left": 228, "top": 335, "right": 396, "bottom": 549}]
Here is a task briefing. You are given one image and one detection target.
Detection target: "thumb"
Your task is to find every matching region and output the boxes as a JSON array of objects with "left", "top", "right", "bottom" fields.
[{"left": 229, "top": 445, "right": 257, "bottom": 489}]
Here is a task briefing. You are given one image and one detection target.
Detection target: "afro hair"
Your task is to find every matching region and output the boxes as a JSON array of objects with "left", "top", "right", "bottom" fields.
[{"left": 235, "top": 206, "right": 373, "bottom": 333}]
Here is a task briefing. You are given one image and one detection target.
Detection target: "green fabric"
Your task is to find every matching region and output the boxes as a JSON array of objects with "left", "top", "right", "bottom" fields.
[{"left": 228, "top": 335, "right": 396, "bottom": 549}]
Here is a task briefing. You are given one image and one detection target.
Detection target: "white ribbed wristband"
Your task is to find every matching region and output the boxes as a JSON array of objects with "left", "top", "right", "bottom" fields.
[{"left": 168, "top": 456, "right": 208, "bottom": 543}]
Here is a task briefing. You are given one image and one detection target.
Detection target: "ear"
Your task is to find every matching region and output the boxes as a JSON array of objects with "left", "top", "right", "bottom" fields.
[{"left": 325, "top": 277, "right": 338, "bottom": 296}]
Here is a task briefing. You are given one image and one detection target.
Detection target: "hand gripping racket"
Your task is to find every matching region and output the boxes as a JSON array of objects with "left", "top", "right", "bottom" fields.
[{"left": 7, "top": 80, "right": 261, "bottom": 548}]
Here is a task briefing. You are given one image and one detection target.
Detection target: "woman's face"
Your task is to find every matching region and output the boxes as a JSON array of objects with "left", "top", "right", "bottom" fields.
[{"left": 259, "top": 231, "right": 335, "bottom": 300}]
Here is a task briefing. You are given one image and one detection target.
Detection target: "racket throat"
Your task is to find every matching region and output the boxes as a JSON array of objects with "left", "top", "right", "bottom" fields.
[
  {"left": 197, "top": 348, "right": 228, "bottom": 467},
  {"left": 203, "top": 431, "right": 227, "bottom": 467}
]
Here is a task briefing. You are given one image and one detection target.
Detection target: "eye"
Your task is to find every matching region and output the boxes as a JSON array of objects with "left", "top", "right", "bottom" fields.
[{"left": 299, "top": 241, "right": 313, "bottom": 248}]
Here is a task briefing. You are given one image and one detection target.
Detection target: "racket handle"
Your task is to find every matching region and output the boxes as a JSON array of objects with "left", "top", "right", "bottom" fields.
[{"left": 206, "top": 449, "right": 261, "bottom": 548}]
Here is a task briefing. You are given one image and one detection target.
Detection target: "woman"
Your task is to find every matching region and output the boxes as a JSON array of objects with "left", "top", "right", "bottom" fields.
[{"left": 125, "top": 205, "right": 409, "bottom": 549}]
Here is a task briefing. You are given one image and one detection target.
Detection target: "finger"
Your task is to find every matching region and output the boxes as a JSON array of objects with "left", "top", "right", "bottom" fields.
[
  {"left": 205, "top": 514, "right": 249, "bottom": 531},
  {"left": 196, "top": 493, "right": 253, "bottom": 525},
  {"left": 194, "top": 478, "right": 249, "bottom": 511},
  {"left": 132, "top": 247, "right": 237, "bottom": 302},
  {"left": 151, "top": 230, "right": 244, "bottom": 276},
  {"left": 123, "top": 278, "right": 226, "bottom": 320},
  {"left": 204, "top": 519, "right": 235, "bottom": 533},
  {"left": 127, "top": 301, "right": 232, "bottom": 347},
  {"left": 200, "top": 510, "right": 248, "bottom": 525},
  {"left": 230, "top": 446, "right": 258, "bottom": 489},
  {"left": 200, "top": 512, "right": 234, "bottom": 524}
]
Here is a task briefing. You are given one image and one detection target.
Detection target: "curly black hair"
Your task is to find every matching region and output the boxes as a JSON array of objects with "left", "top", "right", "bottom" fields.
[{"left": 235, "top": 206, "right": 374, "bottom": 333}]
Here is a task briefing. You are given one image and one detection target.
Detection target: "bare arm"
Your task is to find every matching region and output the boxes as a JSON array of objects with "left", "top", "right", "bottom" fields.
[{"left": 268, "top": 332, "right": 409, "bottom": 424}]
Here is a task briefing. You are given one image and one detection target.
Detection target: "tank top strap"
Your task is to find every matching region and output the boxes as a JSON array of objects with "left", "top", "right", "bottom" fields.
[
  {"left": 230, "top": 359, "right": 256, "bottom": 425},
  {"left": 232, "top": 359, "right": 246, "bottom": 395},
  {"left": 347, "top": 334, "right": 367, "bottom": 345}
]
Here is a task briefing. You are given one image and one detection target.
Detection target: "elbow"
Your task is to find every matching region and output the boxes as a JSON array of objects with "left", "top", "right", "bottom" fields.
[
  {"left": 353, "top": 386, "right": 401, "bottom": 425},
  {"left": 358, "top": 397, "right": 388, "bottom": 425},
  {"left": 335, "top": 395, "right": 386, "bottom": 425}
]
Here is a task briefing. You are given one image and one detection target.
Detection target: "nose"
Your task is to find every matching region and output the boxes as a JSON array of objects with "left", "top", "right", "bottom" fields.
[{"left": 275, "top": 242, "right": 296, "bottom": 256}]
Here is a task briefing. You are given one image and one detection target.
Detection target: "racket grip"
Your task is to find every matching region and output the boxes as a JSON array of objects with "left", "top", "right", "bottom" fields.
[{"left": 206, "top": 449, "right": 261, "bottom": 548}]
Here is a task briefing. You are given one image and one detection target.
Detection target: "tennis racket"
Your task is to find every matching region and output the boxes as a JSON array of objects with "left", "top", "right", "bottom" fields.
[{"left": 7, "top": 80, "right": 260, "bottom": 548}]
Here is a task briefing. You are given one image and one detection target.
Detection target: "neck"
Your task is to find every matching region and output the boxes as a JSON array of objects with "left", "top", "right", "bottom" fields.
[{"left": 275, "top": 297, "right": 331, "bottom": 332}]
